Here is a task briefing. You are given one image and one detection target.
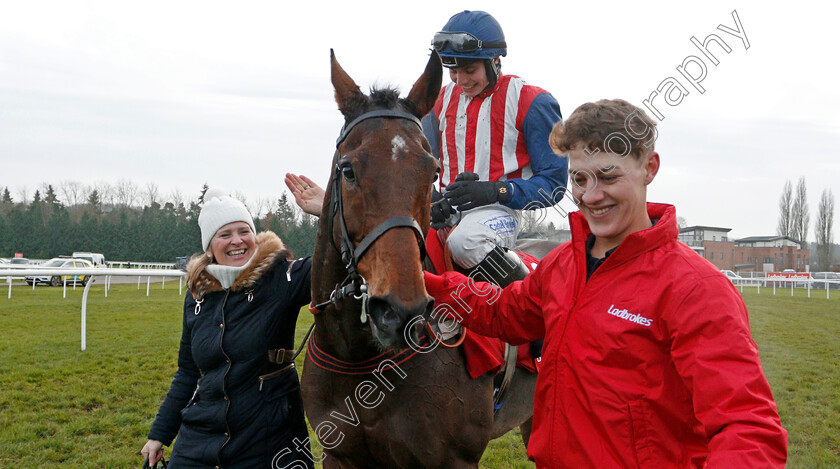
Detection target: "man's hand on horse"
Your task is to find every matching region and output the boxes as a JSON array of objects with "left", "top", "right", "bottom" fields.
[
  {"left": 430, "top": 188, "right": 456, "bottom": 230},
  {"left": 444, "top": 171, "right": 510, "bottom": 211},
  {"left": 284, "top": 173, "right": 325, "bottom": 217}
]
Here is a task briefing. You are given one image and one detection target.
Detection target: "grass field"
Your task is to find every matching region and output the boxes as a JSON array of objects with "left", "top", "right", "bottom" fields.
[{"left": 0, "top": 283, "right": 837, "bottom": 468}]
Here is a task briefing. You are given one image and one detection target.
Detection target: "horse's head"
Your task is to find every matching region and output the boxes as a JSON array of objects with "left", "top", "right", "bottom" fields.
[{"left": 319, "top": 50, "right": 442, "bottom": 350}]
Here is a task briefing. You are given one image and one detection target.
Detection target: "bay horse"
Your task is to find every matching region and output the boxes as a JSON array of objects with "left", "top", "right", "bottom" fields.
[{"left": 300, "top": 50, "right": 537, "bottom": 468}]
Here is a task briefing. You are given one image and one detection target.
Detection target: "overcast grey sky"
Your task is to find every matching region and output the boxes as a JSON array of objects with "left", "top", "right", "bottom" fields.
[{"left": 1, "top": 0, "right": 837, "bottom": 241}]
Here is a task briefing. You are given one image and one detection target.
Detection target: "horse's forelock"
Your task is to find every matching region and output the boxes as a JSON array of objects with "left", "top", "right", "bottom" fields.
[
  {"left": 369, "top": 87, "right": 401, "bottom": 108},
  {"left": 342, "top": 86, "right": 414, "bottom": 123}
]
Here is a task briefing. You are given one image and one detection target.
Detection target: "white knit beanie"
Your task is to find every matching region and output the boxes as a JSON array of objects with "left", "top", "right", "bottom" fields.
[{"left": 198, "top": 188, "right": 256, "bottom": 251}]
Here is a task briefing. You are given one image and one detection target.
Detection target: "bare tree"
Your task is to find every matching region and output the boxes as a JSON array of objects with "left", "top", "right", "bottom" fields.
[
  {"left": 93, "top": 181, "right": 115, "bottom": 208},
  {"left": 677, "top": 216, "right": 688, "bottom": 229},
  {"left": 520, "top": 209, "right": 549, "bottom": 233},
  {"left": 815, "top": 189, "right": 835, "bottom": 271},
  {"left": 776, "top": 179, "right": 793, "bottom": 237},
  {"left": 253, "top": 196, "right": 272, "bottom": 219},
  {"left": 115, "top": 179, "right": 140, "bottom": 207},
  {"left": 230, "top": 189, "right": 252, "bottom": 215},
  {"left": 59, "top": 180, "right": 84, "bottom": 207},
  {"left": 16, "top": 186, "right": 29, "bottom": 205},
  {"left": 144, "top": 182, "right": 160, "bottom": 207},
  {"left": 170, "top": 188, "right": 184, "bottom": 208},
  {"left": 791, "top": 176, "right": 810, "bottom": 249}
]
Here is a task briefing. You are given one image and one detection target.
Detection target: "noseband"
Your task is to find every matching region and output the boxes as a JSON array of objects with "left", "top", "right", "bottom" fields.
[{"left": 311, "top": 109, "right": 428, "bottom": 322}]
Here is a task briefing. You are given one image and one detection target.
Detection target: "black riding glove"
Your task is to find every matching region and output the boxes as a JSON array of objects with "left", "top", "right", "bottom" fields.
[
  {"left": 430, "top": 188, "right": 455, "bottom": 230},
  {"left": 443, "top": 171, "right": 510, "bottom": 212}
]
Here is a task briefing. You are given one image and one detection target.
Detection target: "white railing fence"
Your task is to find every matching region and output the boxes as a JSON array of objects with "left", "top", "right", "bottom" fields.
[
  {"left": 0, "top": 268, "right": 186, "bottom": 351},
  {"left": 106, "top": 261, "right": 176, "bottom": 269},
  {"left": 730, "top": 277, "right": 840, "bottom": 299}
]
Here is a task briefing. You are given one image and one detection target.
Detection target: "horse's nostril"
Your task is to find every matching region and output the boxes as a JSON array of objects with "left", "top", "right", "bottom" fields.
[
  {"left": 369, "top": 297, "right": 400, "bottom": 330},
  {"left": 382, "top": 310, "right": 398, "bottom": 324}
]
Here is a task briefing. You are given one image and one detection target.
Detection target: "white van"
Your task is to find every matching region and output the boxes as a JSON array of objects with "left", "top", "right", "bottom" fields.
[{"left": 72, "top": 252, "right": 105, "bottom": 267}]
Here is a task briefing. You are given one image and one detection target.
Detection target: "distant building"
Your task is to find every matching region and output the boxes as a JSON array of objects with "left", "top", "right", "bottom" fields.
[
  {"left": 678, "top": 226, "right": 733, "bottom": 269},
  {"left": 733, "top": 236, "right": 809, "bottom": 272},
  {"left": 678, "top": 227, "right": 810, "bottom": 272}
]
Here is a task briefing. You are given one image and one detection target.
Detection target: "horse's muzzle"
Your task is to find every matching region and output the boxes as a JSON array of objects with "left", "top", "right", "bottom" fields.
[{"left": 368, "top": 294, "right": 434, "bottom": 349}]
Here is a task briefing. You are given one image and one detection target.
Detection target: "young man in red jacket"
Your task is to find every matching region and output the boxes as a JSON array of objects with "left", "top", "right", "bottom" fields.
[{"left": 424, "top": 99, "right": 787, "bottom": 468}]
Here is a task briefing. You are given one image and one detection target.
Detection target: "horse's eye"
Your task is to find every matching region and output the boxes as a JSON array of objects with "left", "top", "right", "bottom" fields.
[
  {"left": 341, "top": 164, "right": 356, "bottom": 183},
  {"left": 433, "top": 168, "right": 440, "bottom": 182}
]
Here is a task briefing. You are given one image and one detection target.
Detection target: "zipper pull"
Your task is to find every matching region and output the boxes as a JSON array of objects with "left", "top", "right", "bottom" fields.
[
  {"left": 246, "top": 290, "right": 254, "bottom": 302},
  {"left": 259, "top": 376, "right": 264, "bottom": 391},
  {"left": 194, "top": 298, "right": 204, "bottom": 315}
]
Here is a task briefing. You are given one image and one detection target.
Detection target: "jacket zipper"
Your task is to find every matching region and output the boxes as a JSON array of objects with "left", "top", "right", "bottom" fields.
[
  {"left": 217, "top": 289, "right": 232, "bottom": 468},
  {"left": 258, "top": 363, "right": 295, "bottom": 391},
  {"left": 185, "top": 384, "right": 199, "bottom": 407}
]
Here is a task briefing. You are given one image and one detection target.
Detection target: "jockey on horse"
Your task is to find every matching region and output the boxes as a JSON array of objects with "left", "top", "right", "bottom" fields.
[{"left": 423, "top": 10, "right": 568, "bottom": 288}]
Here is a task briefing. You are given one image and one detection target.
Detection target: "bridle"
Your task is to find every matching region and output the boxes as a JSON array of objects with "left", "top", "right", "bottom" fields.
[{"left": 310, "top": 108, "right": 428, "bottom": 323}]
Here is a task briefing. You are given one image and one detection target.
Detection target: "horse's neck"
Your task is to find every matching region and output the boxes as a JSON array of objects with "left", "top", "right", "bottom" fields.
[{"left": 312, "top": 218, "right": 383, "bottom": 361}]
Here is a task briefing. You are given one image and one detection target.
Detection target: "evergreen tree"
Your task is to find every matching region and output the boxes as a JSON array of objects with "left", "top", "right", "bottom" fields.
[
  {"left": 44, "top": 185, "right": 61, "bottom": 208},
  {"left": 198, "top": 183, "right": 209, "bottom": 203},
  {"left": 87, "top": 189, "right": 102, "bottom": 215},
  {"left": 0, "top": 179, "right": 318, "bottom": 261},
  {"left": 23, "top": 197, "right": 46, "bottom": 257},
  {"left": 0, "top": 187, "right": 12, "bottom": 218}
]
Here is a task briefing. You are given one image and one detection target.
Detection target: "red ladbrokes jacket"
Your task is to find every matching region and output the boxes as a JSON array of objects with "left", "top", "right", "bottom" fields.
[{"left": 424, "top": 203, "right": 787, "bottom": 468}]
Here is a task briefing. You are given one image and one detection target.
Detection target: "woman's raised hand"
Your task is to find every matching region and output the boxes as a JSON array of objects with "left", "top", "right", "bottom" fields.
[{"left": 284, "top": 173, "right": 325, "bottom": 217}]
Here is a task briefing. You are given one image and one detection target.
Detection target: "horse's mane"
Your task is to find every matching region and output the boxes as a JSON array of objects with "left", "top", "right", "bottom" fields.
[{"left": 342, "top": 86, "right": 420, "bottom": 122}]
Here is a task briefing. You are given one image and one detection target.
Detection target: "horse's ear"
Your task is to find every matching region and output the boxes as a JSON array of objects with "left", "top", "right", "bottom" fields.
[
  {"left": 330, "top": 49, "right": 365, "bottom": 116},
  {"left": 405, "top": 50, "right": 443, "bottom": 118}
]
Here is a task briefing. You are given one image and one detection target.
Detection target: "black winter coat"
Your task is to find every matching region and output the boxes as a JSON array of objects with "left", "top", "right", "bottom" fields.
[{"left": 148, "top": 232, "right": 314, "bottom": 468}]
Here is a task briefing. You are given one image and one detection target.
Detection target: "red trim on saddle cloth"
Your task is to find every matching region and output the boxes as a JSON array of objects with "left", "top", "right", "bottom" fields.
[
  {"left": 426, "top": 228, "right": 448, "bottom": 275},
  {"left": 306, "top": 333, "right": 430, "bottom": 375},
  {"left": 462, "top": 330, "right": 538, "bottom": 378},
  {"left": 425, "top": 228, "right": 541, "bottom": 378}
]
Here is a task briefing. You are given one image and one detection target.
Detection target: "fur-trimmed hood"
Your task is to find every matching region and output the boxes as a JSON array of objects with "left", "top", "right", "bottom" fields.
[{"left": 187, "top": 231, "right": 290, "bottom": 298}]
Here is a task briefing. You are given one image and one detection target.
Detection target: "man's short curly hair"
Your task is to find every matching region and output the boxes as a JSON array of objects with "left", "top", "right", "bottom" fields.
[{"left": 549, "top": 99, "right": 657, "bottom": 160}]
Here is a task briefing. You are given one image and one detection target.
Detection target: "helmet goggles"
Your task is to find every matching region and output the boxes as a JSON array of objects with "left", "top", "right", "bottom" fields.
[{"left": 432, "top": 31, "right": 506, "bottom": 55}]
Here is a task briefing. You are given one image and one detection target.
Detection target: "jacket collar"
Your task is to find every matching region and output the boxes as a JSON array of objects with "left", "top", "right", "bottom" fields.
[
  {"left": 187, "top": 231, "right": 289, "bottom": 299},
  {"left": 570, "top": 202, "right": 678, "bottom": 273}
]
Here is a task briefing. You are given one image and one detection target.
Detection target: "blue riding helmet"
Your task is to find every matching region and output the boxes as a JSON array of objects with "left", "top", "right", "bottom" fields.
[{"left": 432, "top": 10, "right": 507, "bottom": 66}]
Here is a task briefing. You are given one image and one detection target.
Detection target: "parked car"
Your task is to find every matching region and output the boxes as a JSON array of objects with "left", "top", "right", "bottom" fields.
[
  {"left": 813, "top": 272, "right": 840, "bottom": 290},
  {"left": 25, "top": 258, "right": 94, "bottom": 287},
  {"left": 72, "top": 252, "right": 105, "bottom": 267},
  {"left": 720, "top": 270, "right": 742, "bottom": 283},
  {"left": 9, "top": 258, "right": 29, "bottom": 265}
]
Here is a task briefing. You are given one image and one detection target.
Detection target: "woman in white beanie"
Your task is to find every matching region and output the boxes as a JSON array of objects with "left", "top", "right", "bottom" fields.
[{"left": 141, "top": 188, "right": 314, "bottom": 469}]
